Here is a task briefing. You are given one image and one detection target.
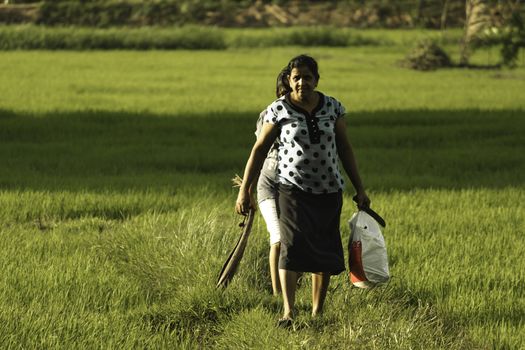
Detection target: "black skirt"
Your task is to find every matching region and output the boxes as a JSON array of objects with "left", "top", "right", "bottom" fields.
[{"left": 278, "top": 184, "right": 345, "bottom": 275}]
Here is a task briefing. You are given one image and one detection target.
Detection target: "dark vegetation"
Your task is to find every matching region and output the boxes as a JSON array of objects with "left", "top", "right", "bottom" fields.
[
  {"left": 0, "top": 0, "right": 508, "bottom": 28},
  {"left": 470, "top": 10, "right": 525, "bottom": 67},
  {"left": 401, "top": 40, "right": 453, "bottom": 70}
]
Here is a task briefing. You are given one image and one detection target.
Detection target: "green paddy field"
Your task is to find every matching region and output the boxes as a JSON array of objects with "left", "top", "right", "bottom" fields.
[{"left": 0, "top": 31, "right": 524, "bottom": 349}]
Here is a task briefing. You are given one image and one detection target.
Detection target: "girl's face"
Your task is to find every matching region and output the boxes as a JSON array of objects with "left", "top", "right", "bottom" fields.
[{"left": 288, "top": 66, "right": 318, "bottom": 102}]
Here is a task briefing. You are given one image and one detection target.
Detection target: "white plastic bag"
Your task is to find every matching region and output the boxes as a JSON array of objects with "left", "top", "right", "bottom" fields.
[{"left": 348, "top": 210, "right": 390, "bottom": 288}]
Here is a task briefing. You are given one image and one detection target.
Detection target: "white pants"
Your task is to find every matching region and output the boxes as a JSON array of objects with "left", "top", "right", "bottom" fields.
[{"left": 259, "top": 198, "right": 281, "bottom": 245}]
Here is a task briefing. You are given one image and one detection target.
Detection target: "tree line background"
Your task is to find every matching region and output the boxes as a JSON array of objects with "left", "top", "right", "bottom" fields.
[{"left": 0, "top": 0, "right": 522, "bottom": 29}]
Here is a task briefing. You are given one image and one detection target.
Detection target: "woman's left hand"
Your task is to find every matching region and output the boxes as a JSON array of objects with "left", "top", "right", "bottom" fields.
[{"left": 354, "top": 191, "right": 370, "bottom": 210}]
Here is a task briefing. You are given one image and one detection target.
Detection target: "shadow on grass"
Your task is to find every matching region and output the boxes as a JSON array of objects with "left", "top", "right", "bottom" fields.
[{"left": 0, "top": 108, "right": 523, "bottom": 192}]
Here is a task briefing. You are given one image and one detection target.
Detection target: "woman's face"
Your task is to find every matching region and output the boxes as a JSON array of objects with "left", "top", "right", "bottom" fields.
[{"left": 288, "top": 66, "right": 318, "bottom": 102}]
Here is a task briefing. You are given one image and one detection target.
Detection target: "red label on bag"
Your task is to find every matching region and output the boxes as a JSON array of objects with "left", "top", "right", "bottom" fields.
[{"left": 349, "top": 240, "right": 368, "bottom": 283}]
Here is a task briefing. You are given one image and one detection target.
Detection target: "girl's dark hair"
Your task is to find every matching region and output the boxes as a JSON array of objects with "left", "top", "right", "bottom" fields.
[
  {"left": 287, "top": 54, "right": 320, "bottom": 81},
  {"left": 276, "top": 66, "right": 291, "bottom": 98}
]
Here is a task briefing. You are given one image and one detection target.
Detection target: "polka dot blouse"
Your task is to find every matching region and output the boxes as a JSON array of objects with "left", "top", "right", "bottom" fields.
[{"left": 263, "top": 92, "right": 346, "bottom": 194}]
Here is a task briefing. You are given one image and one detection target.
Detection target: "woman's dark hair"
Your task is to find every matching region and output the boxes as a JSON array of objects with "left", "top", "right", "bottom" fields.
[
  {"left": 287, "top": 54, "right": 320, "bottom": 81},
  {"left": 276, "top": 66, "right": 291, "bottom": 98}
]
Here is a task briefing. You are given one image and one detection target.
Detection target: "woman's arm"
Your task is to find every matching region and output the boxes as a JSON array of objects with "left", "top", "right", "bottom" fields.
[
  {"left": 236, "top": 122, "right": 279, "bottom": 215},
  {"left": 334, "top": 117, "right": 370, "bottom": 208}
]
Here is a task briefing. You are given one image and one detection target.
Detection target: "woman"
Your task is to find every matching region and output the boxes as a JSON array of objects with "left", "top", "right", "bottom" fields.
[
  {"left": 236, "top": 54, "right": 369, "bottom": 326},
  {"left": 255, "top": 66, "right": 291, "bottom": 296}
]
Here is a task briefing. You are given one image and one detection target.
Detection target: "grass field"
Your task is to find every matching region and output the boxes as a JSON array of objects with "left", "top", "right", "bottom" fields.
[{"left": 1, "top": 34, "right": 524, "bottom": 349}]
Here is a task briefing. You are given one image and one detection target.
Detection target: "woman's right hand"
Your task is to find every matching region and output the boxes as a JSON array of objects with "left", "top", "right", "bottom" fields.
[{"left": 235, "top": 190, "right": 252, "bottom": 216}]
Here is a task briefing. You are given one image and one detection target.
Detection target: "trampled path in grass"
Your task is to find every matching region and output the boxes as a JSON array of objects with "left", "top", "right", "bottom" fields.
[{"left": 1, "top": 46, "right": 524, "bottom": 348}]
